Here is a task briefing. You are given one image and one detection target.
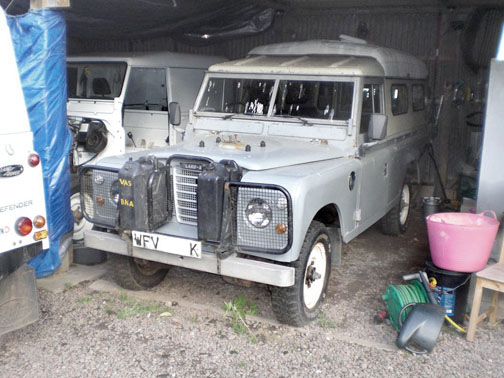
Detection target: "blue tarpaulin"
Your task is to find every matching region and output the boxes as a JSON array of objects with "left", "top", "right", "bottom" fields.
[{"left": 7, "top": 10, "right": 73, "bottom": 278}]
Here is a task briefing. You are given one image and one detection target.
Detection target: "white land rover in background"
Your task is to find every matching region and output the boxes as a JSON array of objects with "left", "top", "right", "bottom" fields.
[
  {"left": 80, "top": 38, "right": 428, "bottom": 326},
  {"left": 67, "top": 52, "right": 225, "bottom": 240},
  {"left": 0, "top": 7, "right": 49, "bottom": 281}
]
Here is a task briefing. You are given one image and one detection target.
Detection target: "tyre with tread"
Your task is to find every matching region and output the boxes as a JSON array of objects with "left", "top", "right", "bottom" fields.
[
  {"left": 73, "top": 246, "right": 106, "bottom": 265},
  {"left": 380, "top": 182, "right": 411, "bottom": 236},
  {"left": 109, "top": 253, "right": 169, "bottom": 290},
  {"left": 271, "top": 221, "right": 331, "bottom": 327}
]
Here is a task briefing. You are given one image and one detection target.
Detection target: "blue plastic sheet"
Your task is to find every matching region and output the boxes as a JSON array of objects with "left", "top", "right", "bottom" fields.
[{"left": 7, "top": 10, "right": 73, "bottom": 278}]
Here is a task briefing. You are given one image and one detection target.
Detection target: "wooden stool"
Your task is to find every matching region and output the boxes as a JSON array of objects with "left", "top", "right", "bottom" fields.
[{"left": 466, "top": 239, "right": 504, "bottom": 341}]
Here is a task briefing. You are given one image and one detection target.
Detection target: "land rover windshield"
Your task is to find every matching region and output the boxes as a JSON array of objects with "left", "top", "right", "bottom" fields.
[
  {"left": 196, "top": 77, "right": 354, "bottom": 122},
  {"left": 67, "top": 62, "right": 127, "bottom": 100}
]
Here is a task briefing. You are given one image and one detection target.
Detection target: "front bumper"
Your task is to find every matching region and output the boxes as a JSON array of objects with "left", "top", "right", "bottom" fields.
[{"left": 84, "top": 229, "right": 295, "bottom": 287}]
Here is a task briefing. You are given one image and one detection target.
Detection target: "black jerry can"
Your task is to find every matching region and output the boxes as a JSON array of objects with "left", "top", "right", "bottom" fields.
[
  {"left": 118, "top": 156, "right": 169, "bottom": 232},
  {"left": 197, "top": 160, "right": 242, "bottom": 242}
]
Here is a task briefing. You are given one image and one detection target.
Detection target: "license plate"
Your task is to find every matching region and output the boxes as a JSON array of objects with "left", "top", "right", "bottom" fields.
[{"left": 132, "top": 231, "right": 202, "bottom": 259}]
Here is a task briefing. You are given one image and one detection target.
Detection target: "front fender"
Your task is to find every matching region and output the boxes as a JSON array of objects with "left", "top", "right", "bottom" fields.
[{"left": 242, "top": 158, "right": 361, "bottom": 263}]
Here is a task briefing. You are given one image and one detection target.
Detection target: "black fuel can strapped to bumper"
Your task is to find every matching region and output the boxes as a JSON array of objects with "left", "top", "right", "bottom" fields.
[
  {"left": 197, "top": 160, "right": 242, "bottom": 242},
  {"left": 118, "top": 155, "right": 170, "bottom": 232}
]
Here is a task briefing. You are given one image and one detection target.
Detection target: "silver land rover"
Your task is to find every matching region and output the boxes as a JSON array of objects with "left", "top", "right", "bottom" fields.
[{"left": 80, "top": 37, "right": 428, "bottom": 326}]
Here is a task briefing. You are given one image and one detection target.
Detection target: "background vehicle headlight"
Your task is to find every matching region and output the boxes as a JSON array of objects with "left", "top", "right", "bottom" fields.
[
  {"left": 110, "top": 180, "right": 120, "bottom": 204},
  {"left": 245, "top": 198, "right": 272, "bottom": 228}
]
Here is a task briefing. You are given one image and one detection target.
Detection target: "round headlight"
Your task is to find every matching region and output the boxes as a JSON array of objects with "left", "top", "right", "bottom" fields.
[
  {"left": 110, "top": 180, "right": 120, "bottom": 204},
  {"left": 94, "top": 174, "right": 104, "bottom": 185},
  {"left": 245, "top": 198, "right": 272, "bottom": 228}
]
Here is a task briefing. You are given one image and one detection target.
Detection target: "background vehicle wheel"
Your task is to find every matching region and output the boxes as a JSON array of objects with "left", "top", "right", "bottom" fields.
[
  {"left": 73, "top": 245, "right": 107, "bottom": 265},
  {"left": 271, "top": 221, "right": 332, "bottom": 327},
  {"left": 380, "top": 182, "right": 411, "bottom": 236},
  {"left": 70, "top": 188, "right": 93, "bottom": 242},
  {"left": 108, "top": 253, "right": 169, "bottom": 290}
]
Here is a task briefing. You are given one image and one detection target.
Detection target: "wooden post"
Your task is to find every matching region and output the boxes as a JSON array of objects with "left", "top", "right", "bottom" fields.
[{"left": 30, "top": 0, "right": 70, "bottom": 9}]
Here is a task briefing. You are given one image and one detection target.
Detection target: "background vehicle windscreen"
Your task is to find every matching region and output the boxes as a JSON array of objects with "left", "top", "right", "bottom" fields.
[
  {"left": 274, "top": 80, "right": 354, "bottom": 121},
  {"left": 67, "top": 62, "right": 127, "bottom": 99},
  {"left": 197, "top": 78, "right": 275, "bottom": 115}
]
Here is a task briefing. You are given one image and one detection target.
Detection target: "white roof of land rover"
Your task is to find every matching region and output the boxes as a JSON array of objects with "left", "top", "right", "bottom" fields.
[
  {"left": 67, "top": 51, "right": 225, "bottom": 69},
  {"left": 210, "top": 37, "right": 427, "bottom": 79}
]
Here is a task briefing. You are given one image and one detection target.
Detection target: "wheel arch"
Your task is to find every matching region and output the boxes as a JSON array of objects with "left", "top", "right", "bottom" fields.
[
  {"left": 312, "top": 203, "right": 343, "bottom": 266},
  {"left": 313, "top": 203, "right": 341, "bottom": 228}
]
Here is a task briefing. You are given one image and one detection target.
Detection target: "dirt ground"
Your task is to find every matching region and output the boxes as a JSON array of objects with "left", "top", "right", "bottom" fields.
[{"left": 1, "top": 208, "right": 503, "bottom": 377}]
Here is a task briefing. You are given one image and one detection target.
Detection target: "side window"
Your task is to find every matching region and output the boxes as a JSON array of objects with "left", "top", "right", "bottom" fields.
[
  {"left": 391, "top": 84, "right": 408, "bottom": 116},
  {"left": 360, "top": 84, "right": 382, "bottom": 134},
  {"left": 168, "top": 68, "right": 205, "bottom": 113},
  {"left": 412, "top": 84, "right": 425, "bottom": 111},
  {"left": 124, "top": 68, "right": 167, "bottom": 111}
]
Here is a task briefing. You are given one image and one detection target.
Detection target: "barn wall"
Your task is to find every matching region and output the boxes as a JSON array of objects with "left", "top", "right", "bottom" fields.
[{"left": 68, "top": 6, "right": 502, "bottom": 193}]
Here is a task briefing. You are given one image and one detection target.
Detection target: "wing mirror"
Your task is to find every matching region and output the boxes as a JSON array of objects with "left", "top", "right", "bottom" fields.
[
  {"left": 368, "top": 114, "right": 388, "bottom": 140},
  {"left": 169, "top": 102, "right": 181, "bottom": 126}
]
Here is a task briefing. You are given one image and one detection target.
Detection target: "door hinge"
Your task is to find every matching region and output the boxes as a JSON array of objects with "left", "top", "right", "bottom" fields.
[{"left": 354, "top": 208, "right": 362, "bottom": 222}]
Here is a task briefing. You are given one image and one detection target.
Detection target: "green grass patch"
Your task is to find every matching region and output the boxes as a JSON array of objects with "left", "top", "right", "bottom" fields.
[
  {"left": 318, "top": 312, "right": 338, "bottom": 329},
  {"left": 78, "top": 296, "right": 92, "bottom": 304},
  {"left": 112, "top": 292, "right": 171, "bottom": 320},
  {"left": 223, "top": 294, "right": 258, "bottom": 340},
  {"left": 237, "top": 360, "right": 248, "bottom": 369}
]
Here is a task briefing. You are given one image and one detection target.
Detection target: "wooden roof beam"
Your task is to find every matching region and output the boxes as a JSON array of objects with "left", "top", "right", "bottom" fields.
[{"left": 30, "top": 0, "right": 70, "bottom": 9}]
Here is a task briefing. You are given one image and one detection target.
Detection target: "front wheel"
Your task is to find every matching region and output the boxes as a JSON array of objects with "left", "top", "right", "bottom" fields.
[
  {"left": 380, "top": 182, "right": 411, "bottom": 236},
  {"left": 109, "top": 254, "right": 169, "bottom": 290},
  {"left": 271, "top": 221, "right": 332, "bottom": 326}
]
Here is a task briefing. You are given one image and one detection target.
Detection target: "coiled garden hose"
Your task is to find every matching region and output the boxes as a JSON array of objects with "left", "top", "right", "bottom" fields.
[
  {"left": 383, "top": 280, "right": 429, "bottom": 331},
  {"left": 384, "top": 278, "right": 468, "bottom": 334}
]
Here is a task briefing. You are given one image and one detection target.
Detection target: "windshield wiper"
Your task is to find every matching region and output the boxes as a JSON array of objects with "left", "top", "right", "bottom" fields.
[{"left": 277, "top": 114, "right": 313, "bottom": 126}]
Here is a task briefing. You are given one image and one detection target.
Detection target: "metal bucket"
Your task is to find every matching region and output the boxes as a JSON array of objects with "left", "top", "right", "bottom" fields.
[{"left": 422, "top": 197, "right": 441, "bottom": 219}]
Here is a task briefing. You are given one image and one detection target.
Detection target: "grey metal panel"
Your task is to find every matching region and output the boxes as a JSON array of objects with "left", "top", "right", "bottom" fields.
[
  {"left": 476, "top": 60, "right": 504, "bottom": 262},
  {"left": 476, "top": 60, "right": 504, "bottom": 216}
]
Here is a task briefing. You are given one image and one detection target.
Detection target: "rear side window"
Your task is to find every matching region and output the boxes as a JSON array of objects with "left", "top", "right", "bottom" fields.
[
  {"left": 124, "top": 68, "right": 168, "bottom": 111},
  {"left": 412, "top": 84, "right": 425, "bottom": 111},
  {"left": 360, "top": 84, "right": 382, "bottom": 134},
  {"left": 391, "top": 84, "right": 408, "bottom": 116}
]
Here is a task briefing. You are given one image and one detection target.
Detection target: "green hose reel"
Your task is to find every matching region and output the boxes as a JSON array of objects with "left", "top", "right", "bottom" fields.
[{"left": 383, "top": 280, "right": 429, "bottom": 331}]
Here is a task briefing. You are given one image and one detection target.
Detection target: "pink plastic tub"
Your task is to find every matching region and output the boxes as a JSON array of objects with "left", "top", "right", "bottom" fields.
[{"left": 426, "top": 211, "right": 499, "bottom": 272}]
